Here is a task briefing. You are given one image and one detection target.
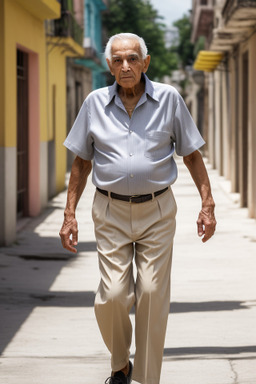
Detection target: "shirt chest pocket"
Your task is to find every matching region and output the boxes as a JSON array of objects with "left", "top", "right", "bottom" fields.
[{"left": 144, "top": 131, "right": 171, "bottom": 160}]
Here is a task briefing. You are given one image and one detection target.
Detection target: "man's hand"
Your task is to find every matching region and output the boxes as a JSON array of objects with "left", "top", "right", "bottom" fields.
[
  {"left": 197, "top": 205, "right": 216, "bottom": 243},
  {"left": 59, "top": 215, "right": 78, "bottom": 253}
]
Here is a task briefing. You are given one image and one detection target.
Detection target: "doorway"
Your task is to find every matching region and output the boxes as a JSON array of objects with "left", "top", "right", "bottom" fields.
[{"left": 17, "top": 49, "right": 29, "bottom": 217}]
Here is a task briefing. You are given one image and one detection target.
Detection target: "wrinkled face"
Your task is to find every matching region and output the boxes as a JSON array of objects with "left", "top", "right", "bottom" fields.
[{"left": 106, "top": 38, "right": 150, "bottom": 89}]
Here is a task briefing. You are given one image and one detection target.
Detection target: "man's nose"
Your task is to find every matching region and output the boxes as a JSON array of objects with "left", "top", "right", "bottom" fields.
[{"left": 122, "top": 59, "right": 130, "bottom": 71}]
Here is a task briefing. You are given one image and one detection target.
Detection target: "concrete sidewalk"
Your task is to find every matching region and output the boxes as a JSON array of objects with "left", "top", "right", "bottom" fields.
[{"left": 0, "top": 158, "right": 256, "bottom": 384}]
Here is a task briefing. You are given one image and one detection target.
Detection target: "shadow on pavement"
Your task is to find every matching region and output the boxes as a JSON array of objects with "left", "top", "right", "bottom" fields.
[
  {"left": 0, "top": 187, "right": 98, "bottom": 356},
  {"left": 129, "top": 299, "right": 253, "bottom": 315},
  {"left": 0, "top": 212, "right": 97, "bottom": 357},
  {"left": 170, "top": 300, "right": 255, "bottom": 313},
  {"left": 163, "top": 345, "right": 256, "bottom": 358},
  {"left": 0, "top": 248, "right": 96, "bottom": 356}
]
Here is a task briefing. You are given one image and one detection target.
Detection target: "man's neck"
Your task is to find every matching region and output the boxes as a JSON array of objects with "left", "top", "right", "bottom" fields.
[
  {"left": 118, "top": 78, "right": 145, "bottom": 99},
  {"left": 118, "top": 79, "right": 145, "bottom": 118}
]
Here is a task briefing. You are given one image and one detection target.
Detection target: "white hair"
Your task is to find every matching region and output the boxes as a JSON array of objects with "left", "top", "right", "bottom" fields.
[{"left": 105, "top": 33, "right": 148, "bottom": 61}]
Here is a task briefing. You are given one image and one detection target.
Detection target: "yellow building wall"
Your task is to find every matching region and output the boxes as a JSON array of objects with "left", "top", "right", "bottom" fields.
[
  {"left": 1, "top": 0, "right": 82, "bottom": 195},
  {"left": 2, "top": 0, "right": 51, "bottom": 147},
  {"left": 1, "top": 0, "right": 68, "bottom": 192},
  {"left": 47, "top": 46, "right": 68, "bottom": 192}
]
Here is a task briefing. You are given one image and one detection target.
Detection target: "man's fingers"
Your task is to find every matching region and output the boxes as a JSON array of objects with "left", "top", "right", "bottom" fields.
[
  {"left": 71, "top": 226, "right": 78, "bottom": 246},
  {"left": 60, "top": 232, "right": 75, "bottom": 252},
  {"left": 203, "top": 221, "right": 216, "bottom": 242},
  {"left": 197, "top": 209, "right": 216, "bottom": 243},
  {"left": 67, "top": 238, "right": 78, "bottom": 253},
  {"left": 197, "top": 218, "right": 204, "bottom": 237},
  {"left": 202, "top": 226, "right": 212, "bottom": 243},
  {"left": 61, "top": 235, "right": 77, "bottom": 253}
]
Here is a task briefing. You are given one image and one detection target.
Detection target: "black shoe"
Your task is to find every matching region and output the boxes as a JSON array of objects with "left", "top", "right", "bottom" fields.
[{"left": 105, "top": 360, "right": 133, "bottom": 384}]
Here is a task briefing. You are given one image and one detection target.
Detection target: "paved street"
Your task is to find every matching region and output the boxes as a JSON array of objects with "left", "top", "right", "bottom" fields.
[{"left": 0, "top": 157, "right": 256, "bottom": 384}]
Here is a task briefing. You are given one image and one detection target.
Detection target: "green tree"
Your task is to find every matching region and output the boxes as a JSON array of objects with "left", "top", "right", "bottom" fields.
[
  {"left": 102, "top": 0, "right": 177, "bottom": 81},
  {"left": 172, "top": 14, "right": 194, "bottom": 69}
]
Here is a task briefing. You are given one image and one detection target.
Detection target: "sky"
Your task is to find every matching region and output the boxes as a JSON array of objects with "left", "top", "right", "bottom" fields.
[{"left": 150, "top": 0, "right": 192, "bottom": 27}]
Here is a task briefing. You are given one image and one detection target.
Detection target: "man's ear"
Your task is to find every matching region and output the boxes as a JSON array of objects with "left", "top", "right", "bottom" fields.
[
  {"left": 106, "top": 58, "right": 114, "bottom": 76},
  {"left": 143, "top": 55, "right": 151, "bottom": 73}
]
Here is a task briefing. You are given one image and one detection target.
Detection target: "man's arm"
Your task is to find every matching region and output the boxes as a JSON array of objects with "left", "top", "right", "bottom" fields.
[
  {"left": 59, "top": 156, "right": 92, "bottom": 253},
  {"left": 183, "top": 150, "right": 216, "bottom": 243}
]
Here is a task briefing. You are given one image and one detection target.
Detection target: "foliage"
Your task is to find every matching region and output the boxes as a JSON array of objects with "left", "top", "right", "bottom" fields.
[
  {"left": 172, "top": 14, "right": 195, "bottom": 69},
  {"left": 102, "top": 0, "right": 178, "bottom": 81},
  {"left": 194, "top": 36, "right": 205, "bottom": 58}
]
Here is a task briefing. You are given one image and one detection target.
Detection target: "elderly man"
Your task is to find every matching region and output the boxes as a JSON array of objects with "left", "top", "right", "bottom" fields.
[{"left": 59, "top": 33, "right": 216, "bottom": 384}]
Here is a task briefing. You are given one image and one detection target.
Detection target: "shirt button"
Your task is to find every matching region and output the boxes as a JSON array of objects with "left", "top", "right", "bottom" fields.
[
  {"left": 129, "top": 153, "right": 133, "bottom": 156},
  {"left": 129, "top": 130, "right": 133, "bottom": 133},
  {"left": 130, "top": 174, "right": 134, "bottom": 178}
]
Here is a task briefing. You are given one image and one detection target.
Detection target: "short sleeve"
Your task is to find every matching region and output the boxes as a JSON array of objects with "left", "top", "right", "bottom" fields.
[
  {"left": 172, "top": 94, "right": 205, "bottom": 156},
  {"left": 64, "top": 100, "right": 94, "bottom": 160}
]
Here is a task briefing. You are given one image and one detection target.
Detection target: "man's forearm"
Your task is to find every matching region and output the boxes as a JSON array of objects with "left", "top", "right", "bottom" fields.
[
  {"left": 183, "top": 150, "right": 215, "bottom": 207},
  {"left": 65, "top": 156, "right": 92, "bottom": 217}
]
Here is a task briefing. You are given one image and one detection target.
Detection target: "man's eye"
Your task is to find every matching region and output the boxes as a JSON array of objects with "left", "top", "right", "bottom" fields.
[{"left": 113, "top": 59, "right": 121, "bottom": 63}]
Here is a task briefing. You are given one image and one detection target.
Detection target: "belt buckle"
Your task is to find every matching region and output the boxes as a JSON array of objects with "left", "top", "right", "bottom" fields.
[{"left": 129, "top": 195, "right": 140, "bottom": 203}]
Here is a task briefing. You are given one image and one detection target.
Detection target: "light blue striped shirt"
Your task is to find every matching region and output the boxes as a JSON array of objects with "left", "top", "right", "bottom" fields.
[{"left": 64, "top": 74, "right": 205, "bottom": 195}]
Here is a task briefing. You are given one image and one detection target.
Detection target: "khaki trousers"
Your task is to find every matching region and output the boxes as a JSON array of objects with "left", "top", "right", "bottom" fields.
[{"left": 92, "top": 187, "right": 177, "bottom": 384}]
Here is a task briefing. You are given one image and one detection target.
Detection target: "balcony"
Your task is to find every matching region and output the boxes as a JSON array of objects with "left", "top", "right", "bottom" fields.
[
  {"left": 83, "top": 37, "right": 99, "bottom": 60},
  {"left": 210, "top": 0, "right": 256, "bottom": 51},
  {"left": 46, "top": 10, "right": 84, "bottom": 57},
  {"left": 54, "top": 10, "right": 83, "bottom": 46},
  {"left": 222, "top": 0, "right": 256, "bottom": 25},
  {"left": 191, "top": 0, "right": 214, "bottom": 43}
]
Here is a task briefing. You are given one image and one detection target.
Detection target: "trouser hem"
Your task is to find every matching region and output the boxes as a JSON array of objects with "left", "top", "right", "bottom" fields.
[
  {"left": 112, "top": 356, "right": 130, "bottom": 373},
  {"left": 132, "top": 373, "right": 160, "bottom": 384}
]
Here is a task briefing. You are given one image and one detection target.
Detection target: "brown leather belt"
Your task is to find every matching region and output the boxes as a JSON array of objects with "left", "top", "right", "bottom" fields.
[{"left": 96, "top": 187, "right": 168, "bottom": 203}]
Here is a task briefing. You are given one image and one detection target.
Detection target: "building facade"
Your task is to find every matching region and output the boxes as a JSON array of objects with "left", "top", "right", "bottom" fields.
[
  {"left": 191, "top": 0, "right": 256, "bottom": 219},
  {"left": 0, "top": 0, "right": 84, "bottom": 245},
  {"left": 46, "top": 0, "right": 85, "bottom": 196},
  {"left": 0, "top": 0, "right": 60, "bottom": 245},
  {"left": 66, "top": 0, "right": 108, "bottom": 168}
]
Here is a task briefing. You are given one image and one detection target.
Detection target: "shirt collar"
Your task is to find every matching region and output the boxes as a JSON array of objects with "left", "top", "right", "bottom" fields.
[{"left": 106, "top": 73, "right": 159, "bottom": 106}]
